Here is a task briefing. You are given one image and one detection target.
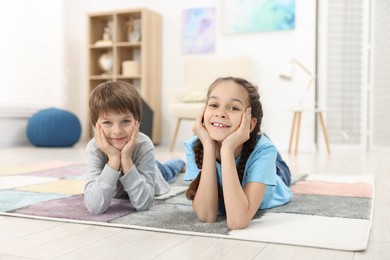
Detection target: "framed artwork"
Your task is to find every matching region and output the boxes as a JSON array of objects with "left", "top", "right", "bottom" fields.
[
  {"left": 222, "top": 0, "right": 295, "bottom": 34},
  {"left": 182, "top": 7, "right": 216, "bottom": 54}
]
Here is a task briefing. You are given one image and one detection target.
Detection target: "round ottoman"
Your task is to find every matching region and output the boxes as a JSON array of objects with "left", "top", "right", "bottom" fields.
[{"left": 27, "top": 108, "right": 81, "bottom": 147}]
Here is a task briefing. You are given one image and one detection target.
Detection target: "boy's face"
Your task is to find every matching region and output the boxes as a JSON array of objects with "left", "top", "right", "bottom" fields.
[{"left": 96, "top": 110, "right": 136, "bottom": 151}]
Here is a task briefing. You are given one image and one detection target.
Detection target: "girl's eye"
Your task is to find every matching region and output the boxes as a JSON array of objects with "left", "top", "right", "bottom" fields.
[
  {"left": 229, "top": 106, "right": 240, "bottom": 111},
  {"left": 122, "top": 119, "right": 131, "bottom": 124},
  {"left": 208, "top": 103, "right": 218, "bottom": 108},
  {"left": 102, "top": 121, "right": 111, "bottom": 125}
]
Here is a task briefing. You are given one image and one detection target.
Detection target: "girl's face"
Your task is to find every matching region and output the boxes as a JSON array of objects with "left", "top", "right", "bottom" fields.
[
  {"left": 203, "top": 81, "right": 253, "bottom": 142},
  {"left": 97, "top": 110, "right": 136, "bottom": 150}
]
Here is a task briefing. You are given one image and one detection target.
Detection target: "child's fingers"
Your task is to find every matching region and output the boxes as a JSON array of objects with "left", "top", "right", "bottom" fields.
[
  {"left": 194, "top": 104, "right": 206, "bottom": 128},
  {"left": 94, "top": 123, "right": 102, "bottom": 141},
  {"left": 132, "top": 121, "right": 139, "bottom": 139},
  {"left": 94, "top": 123, "right": 108, "bottom": 149},
  {"left": 126, "top": 121, "right": 139, "bottom": 147},
  {"left": 134, "top": 120, "right": 140, "bottom": 130},
  {"left": 96, "top": 124, "right": 110, "bottom": 147},
  {"left": 94, "top": 123, "right": 99, "bottom": 135},
  {"left": 238, "top": 107, "right": 252, "bottom": 136},
  {"left": 245, "top": 107, "right": 252, "bottom": 124},
  {"left": 246, "top": 107, "right": 252, "bottom": 116},
  {"left": 99, "top": 128, "right": 109, "bottom": 146},
  {"left": 241, "top": 108, "right": 250, "bottom": 126}
]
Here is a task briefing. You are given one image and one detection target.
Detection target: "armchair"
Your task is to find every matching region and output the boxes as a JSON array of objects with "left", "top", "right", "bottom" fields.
[{"left": 168, "top": 56, "right": 252, "bottom": 151}]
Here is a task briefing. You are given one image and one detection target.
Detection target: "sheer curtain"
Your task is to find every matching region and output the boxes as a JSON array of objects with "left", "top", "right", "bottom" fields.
[
  {"left": 372, "top": 1, "right": 390, "bottom": 148},
  {"left": 0, "top": 0, "right": 64, "bottom": 117}
]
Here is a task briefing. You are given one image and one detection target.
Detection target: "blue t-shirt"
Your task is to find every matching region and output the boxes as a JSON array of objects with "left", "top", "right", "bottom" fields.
[{"left": 184, "top": 134, "right": 292, "bottom": 211}]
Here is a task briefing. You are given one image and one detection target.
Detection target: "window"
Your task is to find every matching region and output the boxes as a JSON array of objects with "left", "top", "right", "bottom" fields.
[{"left": 0, "top": 0, "right": 64, "bottom": 117}]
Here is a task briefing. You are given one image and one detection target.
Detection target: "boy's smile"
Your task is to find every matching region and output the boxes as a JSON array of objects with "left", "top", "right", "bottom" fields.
[
  {"left": 108, "top": 136, "right": 127, "bottom": 144},
  {"left": 97, "top": 111, "right": 135, "bottom": 150}
]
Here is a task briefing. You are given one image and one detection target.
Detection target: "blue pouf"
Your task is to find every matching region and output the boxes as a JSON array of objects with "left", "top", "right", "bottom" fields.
[{"left": 27, "top": 108, "right": 81, "bottom": 147}]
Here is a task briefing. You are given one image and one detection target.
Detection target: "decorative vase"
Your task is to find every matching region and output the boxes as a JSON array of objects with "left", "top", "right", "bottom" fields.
[
  {"left": 98, "top": 51, "right": 113, "bottom": 75},
  {"left": 127, "top": 18, "right": 141, "bottom": 42}
]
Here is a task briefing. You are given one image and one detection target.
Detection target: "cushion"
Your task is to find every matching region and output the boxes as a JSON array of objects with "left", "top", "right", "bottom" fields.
[
  {"left": 169, "top": 102, "right": 204, "bottom": 119},
  {"left": 182, "top": 90, "right": 207, "bottom": 103},
  {"left": 27, "top": 108, "right": 81, "bottom": 147}
]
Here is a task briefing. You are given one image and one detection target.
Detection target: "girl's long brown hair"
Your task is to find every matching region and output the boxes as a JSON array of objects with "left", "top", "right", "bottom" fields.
[{"left": 186, "top": 77, "right": 263, "bottom": 200}]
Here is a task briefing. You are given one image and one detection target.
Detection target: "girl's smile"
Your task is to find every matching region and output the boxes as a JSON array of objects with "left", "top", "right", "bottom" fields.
[
  {"left": 211, "top": 122, "right": 230, "bottom": 128},
  {"left": 203, "top": 81, "right": 249, "bottom": 141}
]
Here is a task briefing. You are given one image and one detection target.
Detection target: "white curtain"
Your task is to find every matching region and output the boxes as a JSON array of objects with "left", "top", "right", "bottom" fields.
[
  {"left": 0, "top": 0, "right": 65, "bottom": 117},
  {"left": 372, "top": 1, "right": 390, "bottom": 148}
]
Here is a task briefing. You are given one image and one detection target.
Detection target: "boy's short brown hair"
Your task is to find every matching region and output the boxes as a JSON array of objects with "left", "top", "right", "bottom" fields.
[{"left": 89, "top": 81, "right": 142, "bottom": 126}]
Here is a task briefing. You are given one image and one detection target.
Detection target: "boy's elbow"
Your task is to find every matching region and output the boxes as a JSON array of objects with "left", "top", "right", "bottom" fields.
[
  {"left": 84, "top": 194, "right": 107, "bottom": 215},
  {"left": 135, "top": 203, "right": 152, "bottom": 212},
  {"left": 85, "top": 204, "right": 106, "bottom": 215},
  {"left": 134, "top": 197, "right": 154, "bottom": 211}
]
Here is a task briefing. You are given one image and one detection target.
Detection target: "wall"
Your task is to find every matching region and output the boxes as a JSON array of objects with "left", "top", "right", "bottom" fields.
[
  {"left": 0, "top": 118, "right": 30, "bottom": 147},
  {"left": 0, "top": 1, "right": 317, "bottom": 150},
  {"left": 63, "top": 0, "right": 317, "bottom": 152}
]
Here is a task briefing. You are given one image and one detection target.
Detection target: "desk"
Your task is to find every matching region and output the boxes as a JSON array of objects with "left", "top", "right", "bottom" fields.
[{"left": 288, "top": 108, "right": 331, "bottom": 155}]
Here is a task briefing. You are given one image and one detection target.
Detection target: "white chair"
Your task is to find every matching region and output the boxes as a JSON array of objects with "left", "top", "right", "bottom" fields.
[{"left": 168, "top": 56, "right": 252, "bottom": 151}]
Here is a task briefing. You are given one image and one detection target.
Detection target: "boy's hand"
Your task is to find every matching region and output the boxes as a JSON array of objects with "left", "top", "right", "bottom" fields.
[
  {"left": 222, "top": 107, "right": 252, "bottom": 150},
  {"left": 94, "top": 123, "right": 120, "bottom": 170},
  {"left": 121, "top": 121, "right": 139, "bottom": 158},
  {"left": 120, "top": 121, "right": 139, "bottom": 173}
]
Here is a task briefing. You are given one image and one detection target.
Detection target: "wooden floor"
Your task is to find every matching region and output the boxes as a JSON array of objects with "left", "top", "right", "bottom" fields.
[{"left": 0, "top": 144, "right": 389, "bottom": 259}]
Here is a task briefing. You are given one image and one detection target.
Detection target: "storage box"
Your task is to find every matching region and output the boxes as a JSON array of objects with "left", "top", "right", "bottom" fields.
[{"left": 122, "top": 60, "right": 140, "bottom": 76}]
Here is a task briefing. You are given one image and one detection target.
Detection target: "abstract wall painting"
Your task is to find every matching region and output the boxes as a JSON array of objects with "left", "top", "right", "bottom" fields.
[
  {"left": 222, "top": 0, "right": 295, "bottom": 34},
  {"left": 182, "top": 7, "right": 216, "bottom": 54}
]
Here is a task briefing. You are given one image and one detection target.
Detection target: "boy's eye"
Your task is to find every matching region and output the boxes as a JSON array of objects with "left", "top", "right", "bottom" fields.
[
  {"left": 122, "top": 119, "right": 132, "bottom": 124},
  {"left": 229, "top": 106, "right": 240, "bottom": 111}
]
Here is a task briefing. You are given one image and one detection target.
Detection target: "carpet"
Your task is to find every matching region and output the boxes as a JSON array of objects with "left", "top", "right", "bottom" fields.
[{"left": 0, "top": 162, "right": 374, "bottom": 251}]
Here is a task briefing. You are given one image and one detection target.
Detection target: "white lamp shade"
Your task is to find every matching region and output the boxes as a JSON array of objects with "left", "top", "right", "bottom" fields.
[{"left": 279, "top": 62, "right": 295, "bottom": 81}]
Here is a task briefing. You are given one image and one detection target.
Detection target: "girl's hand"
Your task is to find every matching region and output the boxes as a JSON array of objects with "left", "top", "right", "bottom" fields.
[
  {"left": 94, "top": 123, "right": 120, "bottom": 170},
  {"left": 222, "top": 107, "right": 252, "bottom": 150},
  {"left": 192, "top": 104, "right": 213, "bottom": 147}
]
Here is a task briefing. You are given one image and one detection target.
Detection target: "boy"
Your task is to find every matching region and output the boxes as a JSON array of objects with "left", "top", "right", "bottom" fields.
[{"left": 84, "top": 81, "right": 184, "bottom": 215}]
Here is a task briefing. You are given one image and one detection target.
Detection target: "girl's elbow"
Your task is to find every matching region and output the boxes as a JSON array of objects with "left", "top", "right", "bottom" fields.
[
  {"left": 192, "top": 201, "right": 218, "bottom": 223},
  {"left": 227, "top": 219, "right": 249, "bottom": 230},
  {"left": 198, "top": 216, "right": 217, "bottom": 223},
  {"left": 196, "top": 212, "right": 218, "bottom": 223}
]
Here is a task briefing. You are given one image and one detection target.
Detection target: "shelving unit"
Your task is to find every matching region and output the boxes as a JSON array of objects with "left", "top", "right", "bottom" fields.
[{"left": 88, "top": 8, "right": 162, "bottom": 143}]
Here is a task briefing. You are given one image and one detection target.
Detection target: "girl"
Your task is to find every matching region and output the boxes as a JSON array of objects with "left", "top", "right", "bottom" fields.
[{"left": 184, "top": 77, "right": 292, "bottom": 230}]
